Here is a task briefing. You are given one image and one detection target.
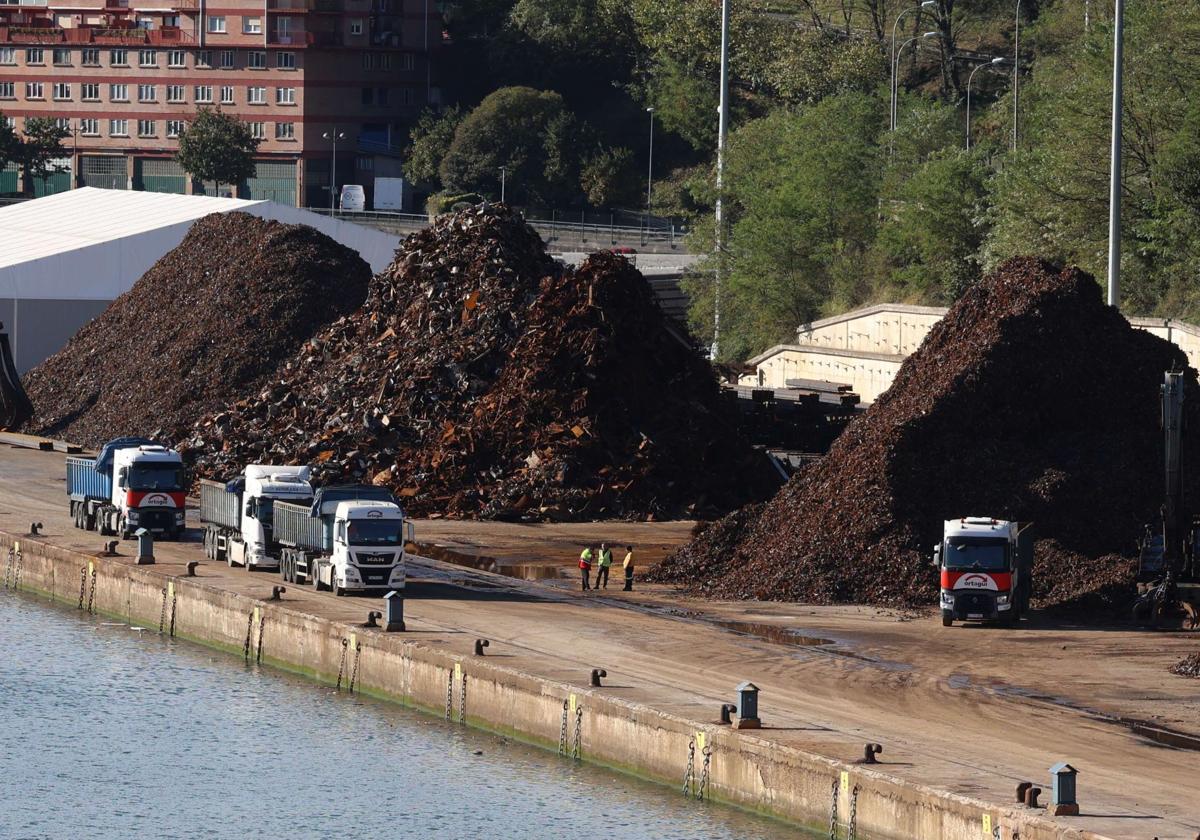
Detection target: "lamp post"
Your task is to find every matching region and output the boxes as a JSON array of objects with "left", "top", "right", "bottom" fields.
[
  {"left": 893, "top": 32, "right": 939, "bottom": 132},
  {"left": 966, "top": 57, "right": 1007, "bottom": 150},
  {"left": 712, "top": 0, "right": 730, "bottom": 360},
  {"left": 891, "top": 0, "right": 937, "bottom": 133},
  {"left": 1106, "top": 0, "right": 1124, "bottom": 307},
  {"left": 498, "top": 165, "right": 507, "bottom": 203},
  {"left": 322, "top": 127, "right": 344, "bottom": 212},
  {"left": 645, "top": 106, "right": 654, "bottom": 214},
  {"left": 1012, "top": 0, "right": 1023, "bottom": 151}
]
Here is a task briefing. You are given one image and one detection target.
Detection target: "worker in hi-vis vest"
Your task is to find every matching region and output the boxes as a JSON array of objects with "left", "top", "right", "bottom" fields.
[
  {"left": 597, "top": 543, "right": 613, "bottom": 589},
  {"left": 579, "top": 546, "right": 594, "bottom": 591},
  {"left": 622, "top": 545, "right": 634, "bottom": 591}
]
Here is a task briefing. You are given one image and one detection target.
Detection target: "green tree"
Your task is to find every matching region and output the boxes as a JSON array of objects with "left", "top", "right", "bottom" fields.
[
  {"left": 404, "top": 107, "right": 465, "bottom": 190},
  {"left": 580, "top": 146, "right": 638, "bottom": 208},
  {"left": 0, "top": 111, "right": 20, "bottom": 174},
  {"left": 175, "top": 108, "right": 259, "bottom": 195},
  {"left": 21, "top": 117, "right": 68, "bottom": 193},
  {"left": 439, "top": 86, "right": 576, "bottom": 206}
]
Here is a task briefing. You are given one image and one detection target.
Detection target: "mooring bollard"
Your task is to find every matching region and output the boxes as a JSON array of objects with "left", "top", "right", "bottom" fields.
[
  {"left": 719, "top": 703, "right": 737, "bottom": 725},
  {"left": 28, "top": 522, "right": 41, "bottom": 536},
  {"left": 270, "top": 585, "right": 285, "bottom": 601},
  {"left": 862, "top": 743, "right": 882, "bottom": 764},
  {"left": 590, "top": 668, "right": 606, "bottom": 687},
  {"left": 474, "top": 638, "right": 489, "bottom": 656},
  {"left": 102, "top": 540, "right": 118, "bottom": 556},
  {"left": 1016, "top": 781, "right": 1033, "bottom": 803},
  {"left": 364, "top": 610, "right": 381, "bottom": 628},
  {"left": 186, "top": 561, "right": 199, "bottom": 577}
]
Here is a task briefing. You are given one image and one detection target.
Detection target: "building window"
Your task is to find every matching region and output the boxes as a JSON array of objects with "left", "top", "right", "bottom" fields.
[
  {"left": 400, "top": 87, "right": 413, "bottom": 105},
  {"left": 248, "top": 50, "right": 265, "bottom": 69},
  {"left": 167, "top": 119, "right": 185, "bottom": 138},
  {"left": 52, "top": 82, "right": 71, "bottom": 101},
  {"left": 243, "top": 16, "right": 261, "bottom": 34},
  {"left": 274, "top": 122, "right": 294, "bottom": 140},
  {"left": 26, "top": 47, "right": 44, "bottom": 65},
  {"left": 357, "top": 156, "right": 373, "bottom": 171},
  {"left": 0, "top": 82, "right": 12, "bottom": 100},
  {"left": 377, "top": 87, "right": 387, "bottom": 106},
  {"left": 196, "top": 50, "right": 212, "bottom": 68},
  {"left": 55, "top": 117, "right": 70, "bottom": 131},
  {"left": 220, "top": 85, "right": 235, "bottom": 104},
  {"left": 111, "top": 49, "right": 128, "bottom": 66},
  {"left": 401, "top": 53, "right": 414, "bottom": 71},
  {"left": 110, "top": 84, "right": 129, "bottom": 102},
  {"left": 207, "top": 16, "right": 226, "bottom": 33},
  {"left": 139, "top": 49, "right": 156, "bottom": 67},
  {"left": 380, "top": 54, "right": 392, "bottom": 70},
  {"left": 349, "top": 18, "right": 363, "bottom": 35},
  {"left": 220, "top": 50, "right": 235, "bottom": 68},
  {"left": 82, "top": 83, "right": 100, "bottom": 101},
  {"left": 247, "top": 86, "right": 265, "bottom": 105},
  {"left": 276, "top": 51, "right": 295, "bottom": 69},
  {"left": 82, "top": 48, "right": 99, "bottom": 66},
  {"left": 25, "top": 82, "right": 43, "bottom": 100},
  {"left": 2, "top": 116, "right": 13, "bottom": 130},
  {"left": 168, "top": 49, "right": 185, "bottom": 67},
  {"left": 360, "top": 87, "right": 373, "bottom": 105},
  {"left": 110, "top": 119, "right": 129, "bottom": 137},
  {"left": 53, "top": 48, "right": 71, "bottom": 66},
  {"left": 138, "top": 84, "right": 156, "bottom": 102},
  {"left": 249, "top": 121, "right": 265, "bottom": 140},
  {"left": 275, "top": 87, "right": 295, "bottom": 105},
  {"left": 137, "top": 120, "right": 156, "bottom": 137},
  {"left": 0, "top": 48, "right": 14, "bottom": 66},
  {"left": 80, "top": 118, "right": 99, "bottom": 136},
  {"left": 194, "top": 85, "right": 213, "bottom": 103},
  {"left": 166, "top": 84, "right": 184, "bottom": 103}
]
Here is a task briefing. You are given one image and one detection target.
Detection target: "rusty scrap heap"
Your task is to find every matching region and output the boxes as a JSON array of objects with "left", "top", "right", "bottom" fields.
[
  {"left": 21, "top": 212, "right": 371, "bottom": 448},
  {"left": 186, "top": 205, "right": 773, "bottom": 521},
  {"left": 652, "top": 257, "right": 1200, "bottom": 611}
]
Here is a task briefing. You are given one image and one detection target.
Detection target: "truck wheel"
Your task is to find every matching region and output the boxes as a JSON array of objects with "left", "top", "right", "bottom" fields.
[
  {"left": 941, "top": 611, "right": 953, "bottom": 627},
  {"left": 997, "top": 610, "right": 1016, "bottom": 628},
  {"left": 334, "top": 580, "right": 345, "bottom": 597}
]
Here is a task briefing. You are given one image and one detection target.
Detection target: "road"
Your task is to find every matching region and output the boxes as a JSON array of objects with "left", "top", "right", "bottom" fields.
[{"left": 2, "top": 442, "right": 1197, "bottom": 838}]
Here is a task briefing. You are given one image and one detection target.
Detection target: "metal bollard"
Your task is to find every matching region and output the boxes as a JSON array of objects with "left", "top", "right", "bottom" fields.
[
  {"left": 862, "top": 743, "right": 882, "bottom": 764},
  {"left": 270, "top": 586, "right": 285, "bottom": 601},
  {"left": 134, "top": 529, "right": 154, "bottom": 565},
  {"left": 1024, "top": 786, "right": 1042, "bottom": 808},
  {"left": 590, "top": 668, "right": 606, "bottom": 687},
  {"left": 719, "top": 703, "right": 737, "bottom": 725},
  {"left": 28, "top": 522, "right": 41, "bottom": 536},
  {"left": 186, "top": 561, "right": 199, "bottom": 577},
  {"left": 102, "top": 540, "right": 118, "bottom": 556},
  {"left": 1016, "top": 781, "right": 1032, "bottom": 803},
  {"left": 364, "top": 610, "right": 381, "bottom": 628},
  {"left": 474, "top": 639, "right": 489, "bottom": 656}
]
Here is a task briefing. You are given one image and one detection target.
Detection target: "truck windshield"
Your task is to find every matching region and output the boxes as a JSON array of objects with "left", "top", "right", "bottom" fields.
[
  {"left": 347, "top": 520, "right": 403, "bottom": 546},
  {"left": 944, "top": 537, "right": 1008, "bottom": 571},
  {"left": 128, "top": 465, "right": 182, "bottom": 491}
]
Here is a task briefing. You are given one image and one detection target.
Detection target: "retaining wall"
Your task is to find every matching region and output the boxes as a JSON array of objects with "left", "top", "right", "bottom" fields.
[{"left": 0, "top": 534, "right": 1109, "bottom": 840}]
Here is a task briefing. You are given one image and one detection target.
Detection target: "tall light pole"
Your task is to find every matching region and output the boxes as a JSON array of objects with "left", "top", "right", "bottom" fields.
[
  {"left": 712, "top": 0, "right": 730, "bottom": 360},
  {"left": 893, "top": 32, "right": 938, "bottom": 132},
  {"left": 891, "top": 0, "right": 937, "bottom": 133},
  {"left": 1106, "top": 0, "right": 1124, "bottom": 308},
  {"left": 322, "top": 127, "right": 344, "bottom": 212},
  {"left": 1012, "top": 0, "right": 1023, "bottom": 151},
  {"left": 966, "top": 57, "right": 1006, "bottom": 150},
  {"left": 498, "top": 165, "right": 507, "bottom": 203},
  {"left": 645, "top": 106, "right": 655, "bottom": 214}
]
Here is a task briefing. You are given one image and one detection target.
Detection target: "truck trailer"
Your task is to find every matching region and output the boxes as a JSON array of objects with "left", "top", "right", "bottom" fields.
[
  {"left": 67, "top": 437, "right": 186, "bottom": 540},
  {"left": 199, "top": 465, "right": 313, "bottom": 570},
  {"left": 275, "top": 484, "right": 412, "bottom": 595},
  {"left": 934, "top": 518, "right": 1033, "bottom": 627}
]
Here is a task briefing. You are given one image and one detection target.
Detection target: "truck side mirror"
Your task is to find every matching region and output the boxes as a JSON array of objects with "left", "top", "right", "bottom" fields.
[
  {"left": 932, "top": 544, "right": 941, "bottom": 569},
  {"left": 405, "top": 522, "right": 415, "bottom": 544},
  {"left": 245, "top": 500, "right": 254, "bottom": 517}
]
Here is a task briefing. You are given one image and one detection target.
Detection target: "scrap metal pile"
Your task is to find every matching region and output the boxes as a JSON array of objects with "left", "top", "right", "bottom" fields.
[
  {"left": 1170, "top": 653, "right": 1200, "bottom": 678},
  {"left": 186, "top": 205, "right": 773, "bottom": 521},
  {"left": 652, "top": 257, "right": 1200, "bottom": 611},
  {"left": 21, "top": 213, "right": 371, "bottom": 447}
]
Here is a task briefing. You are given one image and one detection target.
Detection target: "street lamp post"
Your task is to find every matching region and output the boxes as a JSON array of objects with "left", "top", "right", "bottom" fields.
[
  {"left": 322, "top": 127, "right": 344, "bottom": 212},
  {"left": 966, "top": 57, "right": 1007, "bottom": 150},
  {"left": 893, "top": 32, "right": 939, "bottom": 133},
  {"left": 891, "top": 0, "right": 937, "bottom": 133},
  {"left": 713, "top": 0, "right": 730, "bottom": 360},
  {"left": 1106, "top": 0, "right": 1125, "bottom": 307},
  {"left": 498, "top": 166, "right": 507, "bottom": 203},
  {"left": 645, "top": 106, "right": 654, "bottom": 214},
  {"left": 1013, "top": 0, "right": 1023, "bottom": 151}
]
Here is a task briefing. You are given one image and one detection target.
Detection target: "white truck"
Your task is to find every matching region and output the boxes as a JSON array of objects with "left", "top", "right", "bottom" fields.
[
  {"left": 67, "top": 437, "right": 186, "bottom": 540},
  {"left": 274, "top": 484, "right": 413, "bottom": 595},
  {"left": 934, "top": 518, "right": 1033, "bottom": 627},
  {"left": 199, "top": 465, "right": 313, "bottom": 570}
]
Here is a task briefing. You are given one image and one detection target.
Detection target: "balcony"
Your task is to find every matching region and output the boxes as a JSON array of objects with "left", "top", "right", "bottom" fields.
[
  {"left": 0, "top": 22, "right": 194, "bottom": 44},
  {"left": 266, "top": 0, "right": 344, "bottom": 13},
  {"left": 267, "top": 29, "right": 341, "bottom": 46}
]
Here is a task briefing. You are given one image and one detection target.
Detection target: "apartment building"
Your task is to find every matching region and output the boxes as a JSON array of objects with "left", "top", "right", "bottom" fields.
[{"left": 0, "top": 0, "right": 437, "bottom": 206}]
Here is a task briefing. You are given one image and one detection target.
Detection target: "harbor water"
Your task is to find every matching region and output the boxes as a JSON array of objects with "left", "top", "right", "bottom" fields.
[{"left": 0, "top": 593, "right": 807, "bottom": 839}]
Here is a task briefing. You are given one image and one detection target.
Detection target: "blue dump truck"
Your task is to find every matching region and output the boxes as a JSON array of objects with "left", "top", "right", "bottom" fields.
[
  {"left": 67, "top": 437, "right": 186, "bottom": 540},
  {"left": 275, "top": 484, "right": 412, "bottom": 595}
]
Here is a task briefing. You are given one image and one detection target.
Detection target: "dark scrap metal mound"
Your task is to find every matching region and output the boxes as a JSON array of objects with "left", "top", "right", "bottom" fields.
[
  {"left": 652, "top": 257, "right": 1200, "bottom": 611},
  {"left": 185, "top": 205, "right": 773, "bottom": 521},
  {"left": 1170, "top": 652, "right": 1200, "bottom": 678},
  {"left": 20, "top": 212, "right": 371, "bottom": 448}
]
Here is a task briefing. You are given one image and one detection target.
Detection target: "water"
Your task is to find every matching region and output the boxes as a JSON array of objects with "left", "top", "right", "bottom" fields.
[{"left": 0, "top": 595, "right": 805, "bottom": 839}]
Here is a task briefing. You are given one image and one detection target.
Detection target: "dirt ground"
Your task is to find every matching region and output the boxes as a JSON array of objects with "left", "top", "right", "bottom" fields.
[{"left": 3, "top": 440, "right": 1198, "bottom": 839}]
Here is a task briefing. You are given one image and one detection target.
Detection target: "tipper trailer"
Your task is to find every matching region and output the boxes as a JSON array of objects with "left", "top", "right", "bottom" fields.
[
  {"left": 199, "top": 465, "right": 313, "bottom": 570},
  {"left": 67, "top": 437, "right": 186, "bottom": 540},
  {"left": 275, "top": 484, "right": 413, "bottom": 595}
]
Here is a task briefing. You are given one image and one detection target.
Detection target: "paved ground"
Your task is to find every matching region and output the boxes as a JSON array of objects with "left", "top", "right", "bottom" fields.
[{"left": 3, "top": 441, "right": 1198, "bottom": 839}]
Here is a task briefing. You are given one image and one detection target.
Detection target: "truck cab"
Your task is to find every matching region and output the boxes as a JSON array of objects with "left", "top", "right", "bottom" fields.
[
  {"left": 329, "top": 500, "right": 408, "bottom": 592},
  {"left": 935, "top": 518, "right": 1032, "bottom": 627},
  {"left": 238, "top": 466, "right": 312, "bottom": 569},
  {"left": 110, "top": 444, "right": 186, "bottom": 538}
]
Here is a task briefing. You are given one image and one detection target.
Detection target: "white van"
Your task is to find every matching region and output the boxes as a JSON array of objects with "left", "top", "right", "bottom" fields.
[{"left": 339, "top": 184, "right": 365, "bottom": 211}]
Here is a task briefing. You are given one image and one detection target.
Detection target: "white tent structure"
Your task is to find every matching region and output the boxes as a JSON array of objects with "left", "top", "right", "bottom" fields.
[{"left": 0, "top": 188, "right": 401, "bottom": 373}]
